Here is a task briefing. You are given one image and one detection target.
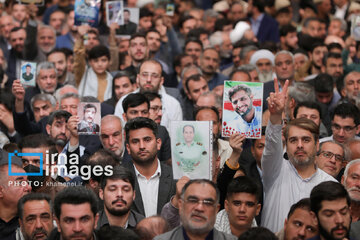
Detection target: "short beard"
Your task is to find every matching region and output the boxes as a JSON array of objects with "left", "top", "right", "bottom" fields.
[
  {"left": 180, "top": 211, "right": 213, "bottom": 236},
  {"left": 318, "top": 220, "right": 349, "bottom": 240},
  {"left": 258, "top": 71, "right": 273, "bottom": 83},
  {"left": 288, "top": 152, "right": 315, "bottom": 167},
  {"left": 132, "top": 151, "right": 157, "bottom": 166},
  {"left": 105, "top": 199, "right": 130, "bottom": 216}
]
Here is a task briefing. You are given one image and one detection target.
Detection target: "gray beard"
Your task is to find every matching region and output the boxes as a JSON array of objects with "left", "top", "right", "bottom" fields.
[{"left": 258, "top": 71, "right": 273, "bottom": 83}]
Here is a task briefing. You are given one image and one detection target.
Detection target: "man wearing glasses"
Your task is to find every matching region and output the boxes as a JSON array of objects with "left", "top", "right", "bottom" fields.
[
  {"left": 320, "top": 103, "right": 360, "bottom": 144},
  {"left": 154, "top": 179, "right": 236, "bottom": 240},
  {"left": 315, "top": 140, "right": 346, "bottom": 179},
  {"left": 115, "top": 59, "right": 183, "bottom": 131}
]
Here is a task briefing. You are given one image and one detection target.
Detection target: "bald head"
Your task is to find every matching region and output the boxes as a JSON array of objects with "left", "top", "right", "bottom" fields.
[
  {"left": 100, "top": 115, "right": 124, "bottom": 157},
  {"left": 135, "top": 216, "right": 169, "bottom": 240}
]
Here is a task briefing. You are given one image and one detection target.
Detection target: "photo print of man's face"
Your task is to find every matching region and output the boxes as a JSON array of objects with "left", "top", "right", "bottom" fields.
[{"left": 229, "top": 85, "right": 253, "bottom": 117}]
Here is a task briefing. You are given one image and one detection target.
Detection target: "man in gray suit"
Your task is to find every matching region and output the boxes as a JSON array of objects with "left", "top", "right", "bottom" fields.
[
  {"left": 123, "top": 117, "right": 176, "bottom": 217},
  {"left": 155, "top": 179, "right": 236, "bottom": 240}
]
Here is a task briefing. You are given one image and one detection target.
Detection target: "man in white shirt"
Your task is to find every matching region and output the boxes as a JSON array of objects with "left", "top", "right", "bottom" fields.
[
  {"left": 123, "top": 117, "right": 176, "bottom": 217},
  {"left": 115, "top": 60, "right": 182, "bottom": 131},
  {"left": 261, "top": 79, "right": 336, "bottom": 232}
]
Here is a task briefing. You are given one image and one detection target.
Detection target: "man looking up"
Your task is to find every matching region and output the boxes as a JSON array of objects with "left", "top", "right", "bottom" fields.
[
  {"left": 97, "top": 166, "right": 144, "bottom": 229},
  {"left": 261, "top": 79, "right": 335, "bottom": 232},
  {"left": 310, "top": 181, "right": 351, "bottom": 240},
  {"left": 124, "top": 117, "right": 176, "bottom": 217}
]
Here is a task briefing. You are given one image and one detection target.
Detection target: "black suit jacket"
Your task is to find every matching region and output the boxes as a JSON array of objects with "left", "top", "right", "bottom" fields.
[{"left": 122, "top": 161, "right": 176, "bottom": 216}]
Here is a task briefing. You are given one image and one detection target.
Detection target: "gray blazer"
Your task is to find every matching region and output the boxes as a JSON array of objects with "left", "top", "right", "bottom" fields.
[
  {"left": 122, "top": 161, "right": 176, "bottom": 216},
  {"left": 154, "top": 226, "right": 237, "bottom": 240}
]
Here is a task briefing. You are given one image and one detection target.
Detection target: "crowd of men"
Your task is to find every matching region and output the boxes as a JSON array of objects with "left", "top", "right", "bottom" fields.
[{"left": 0, "top": 0, "right": 360, "bottom": 239}]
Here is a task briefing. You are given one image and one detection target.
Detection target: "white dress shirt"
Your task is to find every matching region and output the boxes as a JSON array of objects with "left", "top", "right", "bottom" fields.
[
  {"left": 134, "top": 160, "right": 161, "bottom": 217},
  {"left": 114, "top": 86, "right": 183, "bottom": 131},
  {"left": 260, "top": 121, "right": 337, "bottom": 232}
]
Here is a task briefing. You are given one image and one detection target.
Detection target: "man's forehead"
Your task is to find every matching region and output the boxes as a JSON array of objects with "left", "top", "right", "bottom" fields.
[
  {"left": 53, "top": 117, "right": 67, "bottom": 125},
  {"left": 24, "top": 200, "right": 51, "bottom": 212},
  {"left": 321, "top": 142, "right": 343, "bottom": 153},
  {"left": 298, "top": 107, "right": 319, "bottom": 115},
  {"left": 140, "top": 62, "right": 161, "bottom": 73},
  {"left": 60, "top": 203, "right": 93, "bottom": 217},
  {"left": 33, "top": 100, "right": 51, "bottom": 107},
  {"left": 333, "top": 115, "right": 355, "bottom": 125},
  {"left": 40, "top": 68, "right": 56, "bottom": 75},
  {"left": 320, "top": 198, "right": 349, "bottom": 211},
  {"left": 256, "top": 58, "right": 271, "bottom": 63},
  {"left": 185, "top": 182, "right": 216, "bottom": 197},
  {"left": 288, "top": 126, "right": 314, "bottom": 137},
  {"left": 106, "top": 178, "right": 132, "bottom": 188},
  {"left": 345, "top": 72, "right": 360, "bottom": 82},
  {"left": 130, "top": 37, "right": 146, "bottom": 45}
]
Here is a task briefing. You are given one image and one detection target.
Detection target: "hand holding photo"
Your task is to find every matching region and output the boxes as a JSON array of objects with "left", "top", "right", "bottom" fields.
[
  {"left": 77, "top": 102, "right": 101, "bottom": 135},
  {"left": 222, "top": 81, "right": 263, "bottom": 138}
]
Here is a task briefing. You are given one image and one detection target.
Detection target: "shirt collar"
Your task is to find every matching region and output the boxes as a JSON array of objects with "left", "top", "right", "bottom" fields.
[
  {"left": 288, "top": 160, "right": 318, "bottom": 181},
  {"left": 134, "top": 159, "right": 162, "bottom": 179},
  {"left": 182, "top": 227, "right": 214, "bottom": 240},
  {"left": 252, "top": 13, "right": 264, "bottom": 23}
]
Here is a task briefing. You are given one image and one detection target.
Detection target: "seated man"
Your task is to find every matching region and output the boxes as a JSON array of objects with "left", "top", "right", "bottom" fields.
[{"left": 215, "top": 176, "right": 261, "bottom": 237}]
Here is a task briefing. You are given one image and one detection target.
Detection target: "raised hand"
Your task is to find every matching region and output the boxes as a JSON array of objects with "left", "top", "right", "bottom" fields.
[
  {"left": 229, "top": 133, "right": 246, "bottom": 154},
  {"left": 12, "top": 80, "right": 25, "bottom": 113},
  {"left": 268, "top": 78, "right": 289, "bottom": 124}
]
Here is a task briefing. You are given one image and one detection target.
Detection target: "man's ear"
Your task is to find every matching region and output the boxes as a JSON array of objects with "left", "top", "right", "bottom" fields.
[
  {"left": 126, "top": 143, "right": 130, "bottom": 154},
  {"left": 256, "top": 203, "right": 261, "bottom": 216},
  {"left": 122, "top": 113, "right": 128, "bottom": 122},
  {"left": 156, "top": 138, "right": 162, "bottom": 151},
  {"left": 55, "top": 216, "right": 61, "bottom": 233},
  {"left": 356, "top": 125, "right": 360, "bottom": 135},
  {"left": 94, "top": 213, "right": 99, "bottom": 229},
  {"left": 224, "top": 199, "right": 229, "bottom": 212},
  {"left": 46, "top": 124, "right": 51, "bottom": 135},
  {"left": 99, "top": 188, "right": 104, "bottom": 200}
]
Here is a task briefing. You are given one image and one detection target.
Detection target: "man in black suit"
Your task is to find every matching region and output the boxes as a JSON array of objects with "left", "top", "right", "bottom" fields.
[{"left": 123, "top": 117, "right": 176, "bottom": 217}]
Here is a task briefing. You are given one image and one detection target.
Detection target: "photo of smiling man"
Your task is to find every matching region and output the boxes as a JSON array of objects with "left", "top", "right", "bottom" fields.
[
  {"left": 78, "top": 102, "right": 101, "bottom": 134},
  {"left": 222, "top": 81, "right": 263, "bottom": 138}
]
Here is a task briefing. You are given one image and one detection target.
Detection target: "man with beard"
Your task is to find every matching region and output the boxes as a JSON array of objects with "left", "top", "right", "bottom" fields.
[
  {"left": 227, "top": 84, "right": 262, "bottom": 137},
  {"left": 78, "top": 103, "right": 100, "bottom": 134},
  {"left": 123, "top": 117, "right": 176, "bottom": 217},
  {"left": 249, "top": 49, "right": 275, "bottom": 83},
  {"left": 7, "top": 27, "right": 26, "bottom": 87},
  {"left": 25, "top": 25, "right": 56, "bottom": 63},
  {"left": 341, "top": 71, "right": 360, "bottom": 105},
  {"left": 100, "top": 115, "right": 125, "bottom": 161},
  {"left": 322, "top": 52, "right": 343, "bottom": 83},
  {"left": 154, "top": 179, "right": 236, "bottom": 240},
  {"left": 47, "top": 49, "right": 75, "bottom": 86},
  {"left": 117, "top": 9, "right": 137, "bottom": 36},
  {"left": 343, "top": 159, "right": 360, "bottom": 239},
  {"left": 310, "top": 181, "right": 352, "bottom": 240},
  {"left": 280, "top": 25, "right": 298, "bottom": 52},
  {"left": 46, "top": 110, "right": 71, "bottom": 152},
  {"left": 124, "top": 33, "right": 148, "bottom": 77},
  {"left": 209, "top": 31, "right": 233, "bottom": 70},
  {"left": 115, "top": 60, "right": 182, "bottom": 131},
  {"left": 199, "top": 48, "right": 227, "bottom": 90},
  {"left": 261, "top": 79, "right": 336, "bottom": 232},
  {"left": 145, "top": 29, "right": 170, "bottom": 74},
  {"left": 308, "top": 43, "right": 328, "bottom": 76},
  {"left": 17, "top": 193, "right": 54, "bottom": 240},
  {"left": 97, "top": 166, "right": 144, "bottom": 229}
]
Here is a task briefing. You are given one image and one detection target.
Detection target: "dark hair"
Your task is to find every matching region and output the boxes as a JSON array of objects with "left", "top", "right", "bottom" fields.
[
  {"left": 124, "top": 9, "right": 130, "bottom": 14},
  {"left": 10, "top": 26, "right": 25, "bottom": 34},
  {"left": 185, "top": 74, "right": 206, "bottom": 93},
  {"left": 332, "top": 103, "right": 360, "bottom": 125},
  {"left": 130, "top": 32, "right": 147, "bottom": 43},
  {"left": 124, "top": 117, "right": 158, "bottom": 143},
  {"left": 18, "top": 193, "right": 52, "bottom": 220},
  {"left": 98, "top": 226, "right": 140, "bottom": 240},
  {"left": 179, "top": 15, "right": 195, "bottom": 29},
  {"left": 187, "top": 28, "right": 209, "bottom": 41},
  {"left": 59, "top": 47, "right": 73, "bottom": 58},
  {"left": 84, "top": 149, "right": 119, "bottom": 184},
  {"left": 280, "top": 24, "right": 297, "bottom": 37},
  {"left": 47, "top": 110, "right": 71, "bottom": 125},
  {"left": 181, "top": 179, "right": 220, "bottom": 204},
  {"left": 284, "top": 118, "right": 319, "bottom": 143},
  {"left": 173, "top": 53, "right": 191, "bottom": 69},
  {"left": 140, "top": 7, "right": 154, "bottom": 18},
  {"left": 182, "top": 124, "right": 195, "bottom": 133},
  {"left": 238, "top": 227, "right": 278, "bottom": 240},
  {"left": 53, "top": 186, "right": 99, "bottom": 219},
  {"left": 19, "top": 134, "right": 55, "bottom": 150},
  {"left": 184, "top": 38, "right": 203, "bottom": 51},
  {"left": 122, "top": 93, "right": 150, "bottom": 113},
  {"left": 226, "top": 176, "right": 261, "bottom": 203},
  {"left": 143, "top": 91, "right": 161, "bottom": 102},
  {"left": 214, "top": 18, "right": 232, "bottom": 32},
  {"left": 252, "top": 0, "right": 266, "bottom": 13},
  {"left": 100, "top": 165, "right": 135, "bottom": 190},
  {"left": 111, "top": 71, "right": 134, "bottom": 99},
  {"left": 314, "top": 73, "right": 334, "bottom": 93},
  {"left": 83, "top": 103, "right": 97, "bottom": 114},
  {"left": 311, "top": 42, "right": 327, "bottom": 53},
  {"left": 323, "top": 52, "right": 342, "bottom": 66},
  {"left": 327, "top": 43, "right": 342, "bottom": 53},
  {"left": 304, "top": 17, "right": 320, "bottom": 28},
  {"left": 194, "top": 106, "right": 220, "bottom": 122},
  {"left": 47, "top": 48, "right": 67, "bottom": 59},
  {"left": 294, "top": 101, "right": 322, "bottom": 120},
  {"left": 310, "top": 181, "right": 351, "bottom": 215},
  {"left": 146, "top": 28, "right": 160, "bottom": 37},
  {"left": 287, "top": 198, "right": 311, "bottom": 219},
  {"left": 229, "top": 69, "right": 251, "bottom": 81},
  {"left": 88, "top": 45, "right": 110, "bottom": 60}
]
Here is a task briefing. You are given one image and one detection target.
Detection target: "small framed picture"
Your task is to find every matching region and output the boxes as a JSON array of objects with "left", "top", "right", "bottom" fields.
[
  {"left": 116, "top": 7, "right": 139, "bottom": 38},
  {"left": 77, "top": 102, "right": 101, "bottom": 135},
  {"left": 20, "top": 62, "right": 36, "bottom": 87},
  {"left": 106, "top": 1, "right": 124, "bottom": 27},
  {"left": 166, "top": 3, "right": 175, "bottom": 16},
  {"left": 222, "top": 81, "right": 264, "bottom": 139},
  {"left": 170, "top": 121, "right": 213, "bottom": 180}
]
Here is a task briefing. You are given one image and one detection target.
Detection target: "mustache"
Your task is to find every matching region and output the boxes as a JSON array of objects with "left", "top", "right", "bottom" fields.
[
  {"left": 31, "top": 228, "right": 48, "bottom": 238},
  {"left": 112, "top": 198, "right": 127, "bottom": 205},
  {"left": 191, "top": 211, "right": 208, "bottom": 221}
]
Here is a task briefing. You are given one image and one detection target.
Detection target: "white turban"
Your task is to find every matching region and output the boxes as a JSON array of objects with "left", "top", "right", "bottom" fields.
[
  {"left": 230, "top": 21, "right": 251, "bottom": 44},
  {"left": 250, "top": 49, "right": 275, "bottom": 66}
]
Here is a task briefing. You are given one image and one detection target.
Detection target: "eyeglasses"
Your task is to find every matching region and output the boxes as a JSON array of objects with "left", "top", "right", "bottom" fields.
[
  {"left": 140, "top": 72, "right": 161, "bottom": 80},
  {"left": 150, "top": 105, "right": 162, "bottom": 113},
  {"left": 331, "top": 123, "right": 357, "bottom": 133},
  {"left": 183, "top": 196, "right": 216, "bottom": 208},
  {"left": 319, "top": 151, "right": 345, "bottom": 163}
]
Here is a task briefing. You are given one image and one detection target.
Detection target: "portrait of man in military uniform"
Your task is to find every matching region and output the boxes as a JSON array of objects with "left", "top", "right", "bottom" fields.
[
  {"left": 171, "top": 122, "right": 212, "bottom": 180},
  {"left": 20, "top": 62, "right": 37, "bottom": 86},
  {"left": 78, "top": 103, "right": 100, "bottom": 134}
]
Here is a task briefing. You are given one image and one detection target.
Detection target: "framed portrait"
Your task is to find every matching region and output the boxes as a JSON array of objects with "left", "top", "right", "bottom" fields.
[
  {"left": 222, "top": 81, "right": 263, "bottom": 139},
  {"left": 20, "top": 61, "right": 36, "bottom": 87},
  {"left": 74, "top": 0, "right": 101, "bottom": 27},
  {"left": 106, "top": 1, "right": 124, "bottom": 27},
  {"left": 116, "top": 7, "right": 139, "bottom": 38},
  {"left": 170, "top": 121, "right": 213, "bottom": 180},
  {"left": 77, "top": 102, "right": 101, "bottom": 135}
]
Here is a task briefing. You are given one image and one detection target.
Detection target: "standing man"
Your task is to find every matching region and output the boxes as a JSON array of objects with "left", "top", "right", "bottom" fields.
[
  {"left": 261, "top": 79, "right": 335, "bottom": 232},
  {"left": 310, "top": 181, "right": 352, "bottom": 240},
  {"left": 50, "top": 186, "right": 99, "bottom": 240},
  {"left": 124, "top": 117, "right": 176, "bottom": 217},
  {"left": 17, "top": 193, "right": 54, "bottom": 240},
  {"left": 154, "top": 179, "right": 236, "bottom": 240},
  {"left": 97, "top": 166, "right": 144, "bottom": 229}
]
